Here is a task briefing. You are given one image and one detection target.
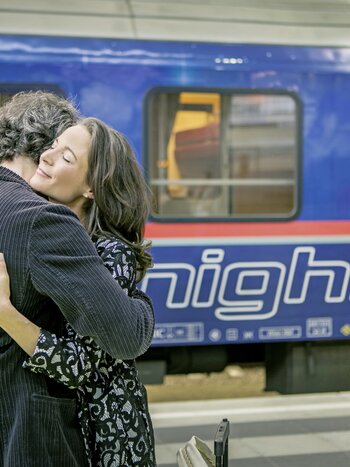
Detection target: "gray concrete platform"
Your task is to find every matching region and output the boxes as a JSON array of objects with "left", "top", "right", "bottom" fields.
[{"left": 149, "top": 392, "right": 350, "bottom": 466}]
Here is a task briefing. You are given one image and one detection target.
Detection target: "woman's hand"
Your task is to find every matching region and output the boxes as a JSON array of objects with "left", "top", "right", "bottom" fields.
[
  {"left": 0, "top": 253, "right": 40, "bottom": 354},
  {"left": 0, "top": 253, "right": 11, "bottom": 299},
  {"left": 0, "top": 252, "right": 14, "bottom": 329},
  {"left": 0, "top": 253, "right": 11, "bottom": 308}
]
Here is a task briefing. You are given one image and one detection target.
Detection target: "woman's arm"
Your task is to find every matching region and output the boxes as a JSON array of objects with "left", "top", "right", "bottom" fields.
[
  {"left": 0, "top": 252, "right": 101, "bottom": 388},
  {"left": 0, "top": 241, "right": 138, "bottom": 389},
  {"left": 0, "top": 253, "right": 40, "bottom": 356},
  {"left": 26, "top": 241, "right": 138, "bottom": 388},
  {"left": 23, "top": 328, "right": 102, "bottom": 389}
]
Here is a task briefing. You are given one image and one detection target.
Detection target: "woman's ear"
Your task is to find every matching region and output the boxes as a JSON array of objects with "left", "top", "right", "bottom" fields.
[{"left": 83, "top": 190, "right": 94, "bottom": 200}]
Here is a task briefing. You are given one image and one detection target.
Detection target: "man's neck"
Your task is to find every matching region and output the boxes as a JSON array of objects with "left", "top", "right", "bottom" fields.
[{"left": 1, "top": 156, "right": 37, "bottom": 184}]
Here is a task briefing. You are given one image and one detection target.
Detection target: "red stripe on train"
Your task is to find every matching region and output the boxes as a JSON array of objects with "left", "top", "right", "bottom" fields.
[{"left": 145, "top": 220, "right": 350, "bottom": 238}]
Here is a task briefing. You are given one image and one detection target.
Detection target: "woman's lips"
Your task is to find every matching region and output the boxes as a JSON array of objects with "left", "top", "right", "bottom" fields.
[{"left": 36, "top": 167, "right": 51, "bottom": 178}]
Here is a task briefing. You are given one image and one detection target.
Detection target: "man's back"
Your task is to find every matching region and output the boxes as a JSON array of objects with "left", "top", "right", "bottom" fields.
[
  {"left": 0, "top": 167, "right": 88, "bottom": 466},
  {"left": 0, "top": 91, "right": 154, "bottom": 466}
]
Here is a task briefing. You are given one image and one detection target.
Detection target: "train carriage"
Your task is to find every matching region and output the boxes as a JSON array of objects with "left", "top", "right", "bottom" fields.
[{"left": 2, "top": 0, "right": 350, "bottom": 392}]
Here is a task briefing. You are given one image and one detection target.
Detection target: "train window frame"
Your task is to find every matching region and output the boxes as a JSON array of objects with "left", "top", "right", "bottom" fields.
[{"left": 144, "top": 87, "right": 302, "bottom": 223}]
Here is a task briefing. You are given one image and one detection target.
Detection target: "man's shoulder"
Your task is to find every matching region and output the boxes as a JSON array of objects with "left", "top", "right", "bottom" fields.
[
  {"left": 0, "top": 174, "right": 49, "bottom": 221},
  {"left": 36, "top": 200, "right": 80, "bottom": 218},
  {"left": 3, "top": 186, "right": 81, "bottom": 225},
  {"left": 32, "top": 201, "right": 87, "bottom": 236}
]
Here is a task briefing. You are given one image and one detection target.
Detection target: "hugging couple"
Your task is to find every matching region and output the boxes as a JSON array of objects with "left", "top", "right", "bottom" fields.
[{"left": 0, "top": 91, "right": 156, "bottom": 466}]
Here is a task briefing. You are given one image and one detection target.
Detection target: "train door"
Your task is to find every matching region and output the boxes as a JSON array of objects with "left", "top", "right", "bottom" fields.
[{"left": 143, "top": 88, "right": 301, "bottom": 381}]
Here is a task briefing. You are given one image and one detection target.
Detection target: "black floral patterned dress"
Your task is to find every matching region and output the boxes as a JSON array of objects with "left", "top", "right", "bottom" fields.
[{"left": 23, "top": 237, "right": 156, "bottom": 467}]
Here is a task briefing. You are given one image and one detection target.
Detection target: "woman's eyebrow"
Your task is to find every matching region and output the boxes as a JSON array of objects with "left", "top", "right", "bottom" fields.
[{"left": 65, "top": 146, "right": 77, "bottom": 160}]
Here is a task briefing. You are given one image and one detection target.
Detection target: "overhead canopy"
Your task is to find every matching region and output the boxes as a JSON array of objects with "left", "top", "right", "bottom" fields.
[{"left": 1, "top": 0, "right": 350, "bottom": 46}]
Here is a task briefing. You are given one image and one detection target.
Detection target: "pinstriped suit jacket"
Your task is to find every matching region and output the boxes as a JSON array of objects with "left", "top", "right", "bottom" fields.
[{"left": 0, "top": 167, "right": 154, "bottom": 467}]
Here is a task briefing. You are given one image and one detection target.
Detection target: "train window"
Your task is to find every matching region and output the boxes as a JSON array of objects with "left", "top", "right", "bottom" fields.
[{"left": 147, "top": 90, "right": 299, "bottom": 220}]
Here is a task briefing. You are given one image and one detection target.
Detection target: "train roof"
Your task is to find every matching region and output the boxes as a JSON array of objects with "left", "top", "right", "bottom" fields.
[{"left": 1, "top": 0, "right": 350, "bottom": 47}]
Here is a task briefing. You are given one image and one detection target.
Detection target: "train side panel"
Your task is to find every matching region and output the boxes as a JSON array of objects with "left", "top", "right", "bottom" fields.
[{"left": 1, "top": 35, "right": 350, "bottom": 349}]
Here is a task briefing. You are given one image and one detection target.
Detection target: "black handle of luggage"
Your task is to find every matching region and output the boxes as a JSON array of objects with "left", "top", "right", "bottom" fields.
[{"left": 214, "top": 418, "right": 230, "bottom": 467}]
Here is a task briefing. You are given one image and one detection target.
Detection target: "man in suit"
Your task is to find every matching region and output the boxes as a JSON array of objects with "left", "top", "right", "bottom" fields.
[{"left": 0, "top": 91, "right": 154, "bottom": 466}]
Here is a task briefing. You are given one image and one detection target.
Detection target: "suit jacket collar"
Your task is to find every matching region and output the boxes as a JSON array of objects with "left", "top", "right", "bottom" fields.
[{"left": 0, "top": 166, "right": 33, "bottom": 191}]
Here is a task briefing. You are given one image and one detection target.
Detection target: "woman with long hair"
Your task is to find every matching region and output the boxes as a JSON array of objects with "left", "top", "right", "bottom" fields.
[{"left": 0, "top": 117, "right": 156, "bottom": 466}]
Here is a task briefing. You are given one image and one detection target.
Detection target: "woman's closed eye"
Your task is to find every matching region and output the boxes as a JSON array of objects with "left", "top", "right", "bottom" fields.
[
  {"left": 62, "top": 149, "right": 76, "bottom": 164},
  {"left": 62, "top": 146, "right": 77, "bottom": 163},
  {"left": 63, "top": 155, "right": 73, "bottom": 163}
]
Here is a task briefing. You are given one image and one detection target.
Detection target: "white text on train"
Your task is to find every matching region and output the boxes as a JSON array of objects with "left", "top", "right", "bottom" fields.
[{"left": 140, "top": 247, "right": 350, "bottom": 320}]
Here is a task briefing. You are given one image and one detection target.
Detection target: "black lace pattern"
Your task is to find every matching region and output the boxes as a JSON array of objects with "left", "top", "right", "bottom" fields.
[{"left": 24, "top": 237, "right": 156, "bottom": 466}]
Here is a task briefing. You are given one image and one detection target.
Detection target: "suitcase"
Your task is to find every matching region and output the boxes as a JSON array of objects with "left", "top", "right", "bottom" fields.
[
  {"left": 177, "top": 418, "right": 230, "bottom": 467},
  {"left": 214, "top": 418, "right": 230, "bottom": 467}
]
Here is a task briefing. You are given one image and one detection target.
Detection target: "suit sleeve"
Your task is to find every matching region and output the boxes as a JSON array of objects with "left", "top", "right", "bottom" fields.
[
  {"left": 25, "top": 240, "right": 137, "bottom": 388},
  {"left": 28, "top": 204, "right": 154, "bottom": 360}
]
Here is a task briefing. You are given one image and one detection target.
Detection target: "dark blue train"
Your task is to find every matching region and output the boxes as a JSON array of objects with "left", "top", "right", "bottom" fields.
[{"left": 1, "top": 8, "right": 350, "bottom": 390}]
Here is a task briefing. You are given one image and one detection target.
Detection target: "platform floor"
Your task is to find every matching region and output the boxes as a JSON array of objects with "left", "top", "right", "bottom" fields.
[{"left": 149, "top": 392, "right": 350, "bottom": 466}]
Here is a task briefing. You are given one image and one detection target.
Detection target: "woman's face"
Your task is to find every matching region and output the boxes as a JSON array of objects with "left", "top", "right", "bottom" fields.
[{"left": 30, "top": 125, "right": 92, "bottom": 209}]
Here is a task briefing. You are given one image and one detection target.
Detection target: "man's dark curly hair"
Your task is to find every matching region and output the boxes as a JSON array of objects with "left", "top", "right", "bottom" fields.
[{"left": 0, "top": 91, "right": 79, "bottom": 163}]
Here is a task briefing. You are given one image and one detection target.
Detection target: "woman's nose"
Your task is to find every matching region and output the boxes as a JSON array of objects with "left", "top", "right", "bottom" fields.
[{"left": 40, "top": 148, "right": 55, "bottom": 165}]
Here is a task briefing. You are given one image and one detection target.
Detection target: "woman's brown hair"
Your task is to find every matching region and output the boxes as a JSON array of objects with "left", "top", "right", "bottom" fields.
[{"left": 81, "top": 117, "right": 152, "bottom": 280}]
